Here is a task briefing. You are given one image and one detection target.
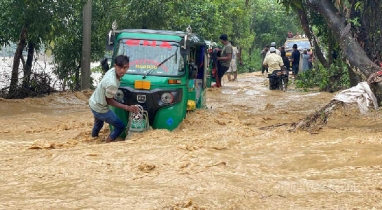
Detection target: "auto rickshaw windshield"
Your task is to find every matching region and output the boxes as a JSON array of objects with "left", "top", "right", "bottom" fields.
[
  {"left": 116, "top": 39, "right": 184, "bottom": 77},
  {"left": 285, "top": 40, "right": 311, "bottom": 50}
]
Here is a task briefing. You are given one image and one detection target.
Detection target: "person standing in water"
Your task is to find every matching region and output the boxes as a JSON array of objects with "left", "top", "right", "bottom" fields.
[
  {"left": 226, "top": 41, "right": 242, "bottom": 82},
  {"left": 89, "top": 55, "right": 139, "bottom": 143},
  {"left": 213, "top": 34, "right": 232, "bottom": 87}
]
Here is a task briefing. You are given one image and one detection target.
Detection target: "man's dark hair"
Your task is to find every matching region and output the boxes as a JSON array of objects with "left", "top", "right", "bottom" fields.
[
  {"left": 114, "top": 55, "right": 130, "bottom": 67},
  {"left": 293, "top": 44, "right": 298, "bottom": 49},
  {"left": 265, "top": 45, "right": 269, "bottom": 48},
  {"left": 219, "top": 34, "right": 228, "bottom": 41}
]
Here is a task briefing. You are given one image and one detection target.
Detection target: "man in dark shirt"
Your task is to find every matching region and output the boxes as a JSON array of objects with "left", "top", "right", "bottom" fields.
[
  {"left": 290, "top": 44, "right": 300, "bottom": 76},
  {"left": 281, "top": 50, "right": 290, "bottom": 76},
  {"left": 215, "top": 34, "right": 232, "bottom": 87}
]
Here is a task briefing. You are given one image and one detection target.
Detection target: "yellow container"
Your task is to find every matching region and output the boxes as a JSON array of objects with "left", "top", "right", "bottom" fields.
[{"left": 187, "top": 100, "right": 196, "bottom": 111}]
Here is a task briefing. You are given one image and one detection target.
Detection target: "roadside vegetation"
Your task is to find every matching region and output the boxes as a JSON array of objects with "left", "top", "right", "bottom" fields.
[
  {"left": 295, "top": 58, "right": 350, "bottom": 92},
  {"left": 0, "top": 0, "right": 381, "bottom": 102}
]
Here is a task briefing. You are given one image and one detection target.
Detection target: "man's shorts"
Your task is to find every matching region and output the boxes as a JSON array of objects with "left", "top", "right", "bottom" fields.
[{"left": 227, "top": 64, "right": 237, "bottom": 73}]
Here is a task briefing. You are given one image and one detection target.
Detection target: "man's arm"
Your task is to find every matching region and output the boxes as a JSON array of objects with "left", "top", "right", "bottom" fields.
[
  {"left": 289, "top": 52, "right": 295, "bottom": 62},
  {"left": 279, "top": 57, "right": 284, "bottom": 68},
  {"left": 218, "top": 46, "right": 233, "bottom": 61},
  {"left": 105, "top": 86, "right": 139, "bottom": 113},
  {"left": 106, "top": 97, "right": 139, "bottom": 113},
  {"left": 217, "top": 53, "right": 232, "bottom": 61}
]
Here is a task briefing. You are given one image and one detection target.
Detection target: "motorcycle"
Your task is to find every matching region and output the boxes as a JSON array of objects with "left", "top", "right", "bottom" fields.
[{"left": 267, "top": 67, "right": 288, "bottom": 91}]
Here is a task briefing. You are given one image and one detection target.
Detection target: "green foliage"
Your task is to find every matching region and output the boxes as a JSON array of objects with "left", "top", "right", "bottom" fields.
[
  {"left": 354, "top": 1, "right": 363, "bottom": 10},
  {"left": 0, "top": 0, "right": 304, "bottom": 94},
  {"left": 348, "top": 17, "right": 361, "bottom": 27},
  {"left": 295, "top": 59, "right": 350, "bottom": 92},
  {"left": 239, "top": 48, "right": 263, "bottom": 73},
  {"left": 0, "top": 0, "right": 86, "bottom": 46},
  {"left": 252, "top": 0, "right": 302, "bottom": 49},
  {"left": 51, "top": 0, "right": 117, "bottom": 91}
]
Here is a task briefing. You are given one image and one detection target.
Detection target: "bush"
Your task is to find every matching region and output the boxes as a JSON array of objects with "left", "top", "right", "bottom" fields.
[
  {"left": 1, "top": 72, "right": 55, "bottom": 99},
  {"left": 238, "top": 48, "right": 263, "bottom": 73},
  {"left": 295, "top": 59, "right": 350, "bottom": 92}
]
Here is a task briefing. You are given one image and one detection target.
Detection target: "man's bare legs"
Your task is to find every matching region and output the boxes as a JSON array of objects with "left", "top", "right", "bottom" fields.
[
  {"left": 226, "top": 71, "right": 237, "bottom": 81},
  {"left": 233, "top": 71, "right": 237, "bottom": 81},
  {"left": 227, "top": 73, "right": 232, "bottom": 81}
]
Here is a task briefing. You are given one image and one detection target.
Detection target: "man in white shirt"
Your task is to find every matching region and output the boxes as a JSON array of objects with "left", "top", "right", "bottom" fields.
[
  {"left": 226, "top": 41, "right": 242, "bottom": 82},
  {"left": 89, "top": 55, "right": 139, "bottom": 143},
  {"left": 263, "top": 47, "right": 284, "bottom": 72}
]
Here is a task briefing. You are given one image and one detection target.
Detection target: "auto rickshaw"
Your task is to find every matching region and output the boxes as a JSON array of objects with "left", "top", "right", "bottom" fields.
[{"left": 102, "top": 23, "right": 210, "bottom": 138}]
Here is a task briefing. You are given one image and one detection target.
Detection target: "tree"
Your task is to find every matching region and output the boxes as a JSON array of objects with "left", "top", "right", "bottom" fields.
[
  {"left": 0, "top": 0, "right": 86, "bottom": 98},
  {"left": 51, "top": 0, "right": 118, "bottom": 91},
  {"left": 278, "top": 0, "right": 382, "bottom": 103},
  {"left": 81, "top": 0, "right": 92, "bottom": 90},
  {"left": 0, "top": 0, "right": 304, "bottom": 96}
]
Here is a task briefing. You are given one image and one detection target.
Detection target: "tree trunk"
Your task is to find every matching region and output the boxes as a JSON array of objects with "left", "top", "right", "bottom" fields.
[
  {"left": 361, "top": 0, "right": 382, "bottom": 62},
  {"left": 8, "top": 27, "right": 27, "bottom": 98},
  {"left": 23, "top": 42, "right": 35, "bottom": 89},
  {"left": 307, "top": 0, "right": 382, "bottom": 102},
  {"left": 249, "top": 10, "right": 256, "bottom": 64},
  {"left": 81, "top": 0, "right": 92, "bottom": 90},
  {"left": 297, "top": 7, "right": 329, "bottom": 68},
  {"left": 75, "top": 64, "right": 81, "bottom": 91},
  {"left": 327, "top": 37, "right": 334, "bottom": 65}
]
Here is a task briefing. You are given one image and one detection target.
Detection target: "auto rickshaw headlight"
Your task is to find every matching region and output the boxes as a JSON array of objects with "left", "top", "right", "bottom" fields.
[
  {"left": 114, "top": 89, "right": 125, "bottom": 102},
  {"left": 161, "top": 92, "right": 174, "bottom": 104}
]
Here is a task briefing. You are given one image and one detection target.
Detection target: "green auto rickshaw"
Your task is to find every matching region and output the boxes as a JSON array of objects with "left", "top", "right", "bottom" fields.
[{"left": 102, "top": 24, "right": 210, "bottom": 138}]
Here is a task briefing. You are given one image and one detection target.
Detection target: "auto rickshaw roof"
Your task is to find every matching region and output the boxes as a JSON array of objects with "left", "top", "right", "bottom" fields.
[
  {"left": 285, "top": 37, "right": 309, "bottom": 42},
  {"left": 116, "top": 29, "right": 206, "bottom": 45}
]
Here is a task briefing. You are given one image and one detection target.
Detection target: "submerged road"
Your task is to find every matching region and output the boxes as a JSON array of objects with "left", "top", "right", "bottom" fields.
[{"left": 0, "top": 72, "right": 381, "bottom": 209}]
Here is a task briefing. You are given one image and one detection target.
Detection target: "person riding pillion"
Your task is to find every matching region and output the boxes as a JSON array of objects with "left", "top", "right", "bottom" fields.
[
  {"left": 263, "top": 47, "right": 284, "bottom": 72},
  {"left": 266, "top": 42, "right": 281, "bottom": 57}
]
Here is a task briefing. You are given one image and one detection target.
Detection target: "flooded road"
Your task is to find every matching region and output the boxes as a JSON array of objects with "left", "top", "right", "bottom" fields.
[{"left": 0, "top": 72, "right": 381, "bottom": 209}]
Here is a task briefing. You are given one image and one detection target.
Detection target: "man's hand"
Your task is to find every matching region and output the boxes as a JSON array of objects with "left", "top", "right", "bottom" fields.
[{"left": 125, "top": 105, "right": 140, "bottom": 113}]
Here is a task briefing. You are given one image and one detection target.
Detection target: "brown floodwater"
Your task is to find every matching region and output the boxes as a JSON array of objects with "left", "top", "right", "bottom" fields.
[{"left": 0, "top": 72, "right": 381, "bottom": 210}]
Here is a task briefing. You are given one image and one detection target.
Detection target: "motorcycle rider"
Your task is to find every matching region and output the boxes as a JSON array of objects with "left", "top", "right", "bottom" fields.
[{"left": 263, "top": 47, "right": 284, "bottom": 73}]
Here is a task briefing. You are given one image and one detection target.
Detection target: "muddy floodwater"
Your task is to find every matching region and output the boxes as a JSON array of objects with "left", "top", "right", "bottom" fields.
[{"left": 0, "top": 72, "right": 381, "bottom": 209}]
